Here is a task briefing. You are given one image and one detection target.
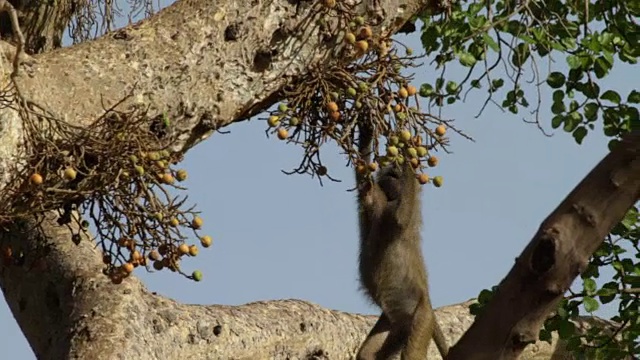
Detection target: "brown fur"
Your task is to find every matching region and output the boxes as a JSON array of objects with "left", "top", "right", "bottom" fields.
[{"left": 355, "top": 124, "right": 448, "bottom": 360}]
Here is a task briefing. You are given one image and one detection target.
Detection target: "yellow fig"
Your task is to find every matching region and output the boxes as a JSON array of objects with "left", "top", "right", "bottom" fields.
[
  {"left": 63, "top": 167, "right": 77, "bottom": 181},
  {"left": 200, "top": 235, "right": 213, "bottom": 248},
  {"left": 30, "top": 173, "right": 43, "bottom": 185},
  {"left": 192, "top": 216, "right": 204, "bottom": 229},
  {"left": 176, "top": 169, "right": 188, "bottom": 182}
]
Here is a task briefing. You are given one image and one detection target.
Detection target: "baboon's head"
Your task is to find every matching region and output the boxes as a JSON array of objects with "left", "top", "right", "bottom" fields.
[{"left": 375, "top": 162, "right": 417, "bottom": 202}]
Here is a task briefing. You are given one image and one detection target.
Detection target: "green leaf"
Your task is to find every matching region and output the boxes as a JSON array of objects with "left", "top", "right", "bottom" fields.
[
  {"left": 511, "top": 43, "right": 530, "bottom": 67},
  {"left": 551, "top": 115, "right": 564, "bottom": 129},
  {"left": 468, "top": 2, "right": 484, "bottom": 14},
  {"left": 419, "top": 83, "right": 434, "bottom": 97},
  {"left": 583, "top": 278, "right": 597, "bottom": 295},
  {"left": 573, "top": 126, "right": 588, "bottom": 144},
  {"left": 556, "top": 306, "right": 569, "bottom": 319},
  {"left": 628, "top": 90, "right": 640, "bottom": 103},
  {"left": 582, "top": 82, "right": 600, "bottom": 99},
  {"left": 468, "top": 302, "right": 483, "bottom": 316},
  {"left": 551, "top": 101, "right": 566, "bottom": 115},
  {"left": 628, "top": 275, "right": 640, "bottom": 287},
  {"left": 598, "top": 282, "right": 619, "bottom": 294},
  {"left": 468, "top": 15, "right": 487, "bottom": 31},
  {"left": 567, "top": 69, "right": 583, "bottom": 83},
  {"left": 445, "top": 81, "right": 458, "bottom": 94},
  {"left": 420, "top": 27, "right": 440, "bottom": 53},
  {"left": 601, "top": 90, "right": 622, "bottom": 104},
  {"left": 560, "top": 37, "right": 577, "bottom": 50},
  {"left": 582, "top": 262, "right": 600, "bottom": 278},
  {"left": 550, "top": 40, "right": 567, "bottom": 52},
  {"left": 619, "top": 48, "right": 637, "bottom": 64},
  {"left": 569, "top": 100, "right": 579, "bottom": 112},
  {"left": 622, "top": 107, "right": 639, "bottom": 129},
  {"left": 584, "top": 103, "right": 599, "bottom": 121},
  {"left": 596, "top": 287, "right": 617, "bottom": 299},
  {"left": 580, "top": 55, "right": 594, "bottom": 70},
  {"left": 594, "top": 56, "right": 612, "bottom": 78},
  {"left": 567, "top": 55, "right": 582, "bottom": 69},
  {"left": 477, "top": 289, "right": 494, "bottom": 304},
  {"left": 491, "top": 78, "right": 504, "bottom": 91},
  {"left": 539, "top": 328, "right": 552, "bottom": 343},
  {"left": 612, "top": 260, "right": 624, "bottom": 272},
  {"left": 557, "top": 320, "right": 576, "bottom": 339},
  {"left": 563, "top": 112, "right": 581, "bottom": 132},
  {"left": 469, "top": 43, "right": 486, "bottom": 61},
  {"left": 583, "top": 296, "right": 600, "bottom": 313},
  {"left": 604, "top": 123, "right": 618, "bottom": 137},
  {"left": 483, "top": 33, "right": 500, "bottom": 52},
  {"left": 547, "top": 72, "right": 566, "bottom": 88},
  {"left": 600, "top": 32, "right": 614, "bottom": 51},
  {"left": 552, "top": 90, "right": 565, "bottom": 102},
  {"left": 621, "top": 207, "right": 639, "bottom": 229},
  {"left": 459, "top": 52, "right": 477, "bottom": 67},
  {"left": 519, "top": 34, "right": 536, "bottom": 44},
  {"left": 506, "top": 20, "right": 525, "bottom": 36}
]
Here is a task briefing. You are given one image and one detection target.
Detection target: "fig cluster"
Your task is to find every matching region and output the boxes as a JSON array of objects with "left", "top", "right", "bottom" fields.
[
  {"left": 4, "top": 107, "right": 213, "bottom": 283},
  {"left": 262, "top": 6, "right": 452, "bottom": 186},
  {"left": 264, "top": 62, "right": 449, "bottom": 186}
]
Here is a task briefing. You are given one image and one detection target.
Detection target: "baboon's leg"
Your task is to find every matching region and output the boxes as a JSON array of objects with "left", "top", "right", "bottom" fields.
[
  {"left": 376, "top": 295, "right": 420, "bottom": 360},
  {"left": 402, "top": 294, "right": 433, "bottom": 360},
  {"left": 357, "top": 313, "right": 391, "bottom": 360}
]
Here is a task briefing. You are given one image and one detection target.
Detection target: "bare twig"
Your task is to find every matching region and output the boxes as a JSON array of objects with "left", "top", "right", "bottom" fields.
[{"left": 0, "top": 0, "right": 25, "bottom": 76}]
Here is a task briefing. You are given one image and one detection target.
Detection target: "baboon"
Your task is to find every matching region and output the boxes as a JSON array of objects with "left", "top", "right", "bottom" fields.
[{"left": 354, "top": 124, "right": 449, "bottom": 360}]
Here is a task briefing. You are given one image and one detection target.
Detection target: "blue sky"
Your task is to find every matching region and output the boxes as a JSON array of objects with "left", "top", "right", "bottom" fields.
[{"left": 0, "top": 4, "right": 635, "bottom": 358}]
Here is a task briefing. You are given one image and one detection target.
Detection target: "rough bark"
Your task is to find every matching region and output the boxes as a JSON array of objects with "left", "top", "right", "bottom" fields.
[
  {"left": 0, "top": 0, "right": 439, "bottom": 357},
  {"left": 0, "top": 0, "right": 76, "bottom": 54},
  {"left": 448, "top": 131, "right": 640, "bottom": 360},
  {"left": 0, "top": 0, "right": 429, "bottom": 191},
  {"left": 0, "top": 213, "right": 607, "bottom": 359},
  {"left": 0, "top": 0, "right": 638, "bottom": 358}
]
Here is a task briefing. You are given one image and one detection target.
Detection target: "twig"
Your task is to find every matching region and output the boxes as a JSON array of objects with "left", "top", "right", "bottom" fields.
[{"left": 0, "top": 0, "right": 25, "bottom": 76}]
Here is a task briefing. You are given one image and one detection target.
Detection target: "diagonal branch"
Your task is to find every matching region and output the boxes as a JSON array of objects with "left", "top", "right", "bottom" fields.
[
  {"left": 0, "top": 211, "right": 601, "bottom": 359},
  {"left": 1, "top": 0, "right": 433, "bottom": 194},
  {"left": 448, "top": 130, "right": 640, "bottom": 360}
]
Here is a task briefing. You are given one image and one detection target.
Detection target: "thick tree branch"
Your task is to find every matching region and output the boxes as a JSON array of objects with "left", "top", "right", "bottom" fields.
[
  {"left": 0, "top": 0, "right": 75, "bottom": 54},
  {"left": 448, "top": 131, "right": 640, "bottom": 360},
  {"left": 0, "top": 0, "right": 447, "bottom": 357},
  {"left": 0, "top": 213, "right": 594, "bottom": 359},
  {"left": 1, "top": 0, "right": 637, "bottom": 357},
  {"left": 0, "top": 0, "right": 431, "bottom": 193}
]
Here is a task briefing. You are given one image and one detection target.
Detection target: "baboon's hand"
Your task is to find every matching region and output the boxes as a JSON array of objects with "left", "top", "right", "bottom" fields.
[{"left": 377, "top": 167, "right": 402, "bottom": 201}]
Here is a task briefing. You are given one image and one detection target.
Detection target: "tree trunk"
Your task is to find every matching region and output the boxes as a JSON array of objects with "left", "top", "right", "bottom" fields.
[
  {"left": 0, "top": 0, "right": 638, "bottom": 358},
  {"left": 0, "top": 213, "right": 608, "bottom": 359},
  {"left": 0, "top": 0, "right": 77, "bottom": 54}
]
